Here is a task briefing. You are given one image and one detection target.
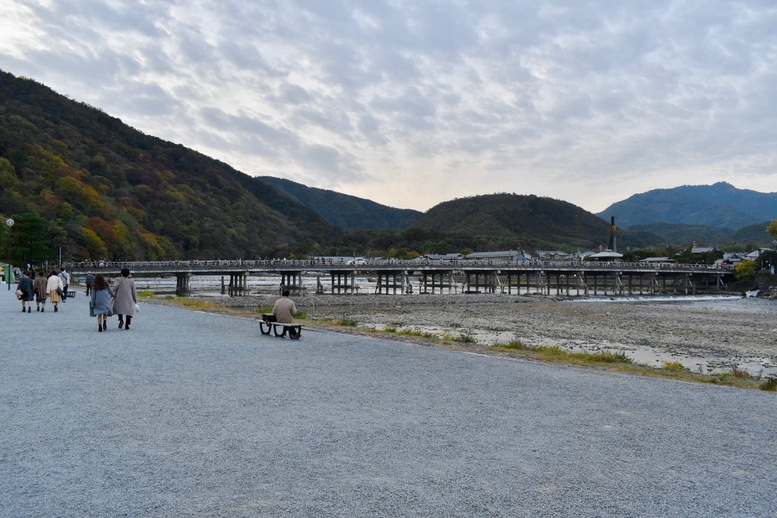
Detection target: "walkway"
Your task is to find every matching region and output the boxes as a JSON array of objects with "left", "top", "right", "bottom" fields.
[{"left": 1, "top": 288, "right": 775, "bottom": 516}]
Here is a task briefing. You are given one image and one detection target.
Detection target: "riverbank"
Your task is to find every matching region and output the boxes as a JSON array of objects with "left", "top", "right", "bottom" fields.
[{"left": 207, "top": 293, "right": 777, "bottom": 378}]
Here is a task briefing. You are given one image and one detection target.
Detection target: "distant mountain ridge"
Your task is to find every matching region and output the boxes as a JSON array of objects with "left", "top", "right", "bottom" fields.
[
  {"left": 598, "top": 182, "right": 777, "bottom": 229},
  {"left": 409, "top": 193, "right": 616, "bottom": 250},
  {"left": 258, "top": 176, "right": 421, "bottom": 231}
]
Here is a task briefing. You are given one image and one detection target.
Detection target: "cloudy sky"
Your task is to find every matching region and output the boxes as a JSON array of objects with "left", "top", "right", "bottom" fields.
[{"left": 2, "top": 1, "right": 777, "bottom": 213}]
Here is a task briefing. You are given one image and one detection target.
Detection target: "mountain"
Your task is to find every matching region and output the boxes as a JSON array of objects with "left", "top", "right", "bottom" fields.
[
  {"left": 0, "top": 69, "right": 336, "bottom": 261},
  {"left": 626, "top": 221, "right": 775, "bottom": 247},
  {"left": 258, "top": 176, "right": 421, "bottom": 231},
  {"left": 598, "top": 182, "right": 777, "bottom": 229},
  {"left": 408, "top": 193, "right": 618, "bottom": 250}
]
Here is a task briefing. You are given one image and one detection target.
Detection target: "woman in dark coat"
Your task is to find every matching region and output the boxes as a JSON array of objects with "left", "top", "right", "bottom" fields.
[
  {"left": 33, "top": 271, "right": 48, "bottom": 312},
  {"left": 90, "top": 274, "right": 114, "bottom": 332},
  {"left": 16, "top": 271, "right": 35, "bottom": 313}
]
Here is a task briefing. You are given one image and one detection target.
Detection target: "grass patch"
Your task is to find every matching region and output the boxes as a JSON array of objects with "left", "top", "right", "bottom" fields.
[
  {"left": 396, "top": 329, "right": 435, "bottom": 339},
  {"left": 333, "top": 319, "right": 358, "bottom": 327},
  {"left": 498, "top": 340, "right": 531, "bottom": 350},
  {"left": 662, "top": 361, "right": 689, "bottom": 372},
  {"left": 495, "top": 342, "right": 631, "bottom": 366},
  {"left": 164, "top": 297, "right": 223, "bottom": 310},
  {"left": 443, "top": 332, "right": 476, "bottom": 343},
  {"left": 759, "top": 377, "right": 777, "bottom": 391},
  {"left": 137, "top": 290, "right": 156, "bottom": 298}
]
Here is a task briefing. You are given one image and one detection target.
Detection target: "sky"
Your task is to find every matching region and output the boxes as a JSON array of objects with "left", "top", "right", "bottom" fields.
[{"left": 2, "top": 1, "right": 777, "bottom": 214}]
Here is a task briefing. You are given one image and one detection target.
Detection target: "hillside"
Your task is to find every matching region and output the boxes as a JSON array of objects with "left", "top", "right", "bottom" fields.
[
  {"left": 0, "top": 70, "right": 337, "bottom": 261},
  {"left": 259, "top": 176, "right": 421, "bottom": 231},
  {"left": 627, "top": 221, "right": 775, "bottom": 247},
  {"left": 408, "top": 194, "right": 618, "bottom": 250},
  {"left": 598, "top": 182, "right": 777, "bottom": 229}
]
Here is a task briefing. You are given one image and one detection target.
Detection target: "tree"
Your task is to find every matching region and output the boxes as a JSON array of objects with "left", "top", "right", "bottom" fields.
[
  {"left": 7, "top": 213, "right": 52, "bottom": 266},
  {"left": 767, "top": 220, "right": 777, "bottom": 241},
  {"left": 734, "top": 260, "right": 757, "bottom": 282}
]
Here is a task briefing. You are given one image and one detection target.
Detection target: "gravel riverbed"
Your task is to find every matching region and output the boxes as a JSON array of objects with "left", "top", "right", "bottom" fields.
[{"left": 223, "top": 293, "right": 777, "bottom": 377}]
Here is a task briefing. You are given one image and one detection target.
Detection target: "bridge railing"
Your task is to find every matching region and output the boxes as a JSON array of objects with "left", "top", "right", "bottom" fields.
[{"left": 65, "top": 259, "right": 734, "bottom": 275}]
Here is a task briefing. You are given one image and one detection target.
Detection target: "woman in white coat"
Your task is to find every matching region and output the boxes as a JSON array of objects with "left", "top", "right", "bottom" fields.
[{"left": 46, "top": 270, "right": 64, "bottom": 312}]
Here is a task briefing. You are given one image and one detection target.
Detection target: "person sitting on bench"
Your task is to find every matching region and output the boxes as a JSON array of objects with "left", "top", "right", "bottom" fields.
[{"left": 272, "top": 289, "right": 298, "bottom": 338}]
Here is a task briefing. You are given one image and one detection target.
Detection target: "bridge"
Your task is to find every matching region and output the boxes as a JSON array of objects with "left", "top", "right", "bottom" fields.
[{"left": 65, "top": 259, "right": 735, "bottom": 298}]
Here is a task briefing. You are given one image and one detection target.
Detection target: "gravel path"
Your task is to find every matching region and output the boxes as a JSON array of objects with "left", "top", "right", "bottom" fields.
[{"left": 2, "top": 289, "right": 776, "bottom": 517}]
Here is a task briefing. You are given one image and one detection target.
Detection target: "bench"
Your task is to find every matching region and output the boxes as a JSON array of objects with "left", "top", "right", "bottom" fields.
[{"left": 259, "top": 314, "right": 303, "bottom": 339}]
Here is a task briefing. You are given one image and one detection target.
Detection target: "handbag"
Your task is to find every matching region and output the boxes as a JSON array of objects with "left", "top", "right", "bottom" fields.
[
  {"left": 56, "top": 287, "right": 64, "bottom": 297},
  {"left": 15, "top": 289, "right": 23, "bottom": 300}
]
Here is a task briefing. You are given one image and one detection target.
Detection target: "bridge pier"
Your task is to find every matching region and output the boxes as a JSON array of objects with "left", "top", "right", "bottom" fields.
[
  {"left": 464, "top": 271, "right": 498, "bottom": 294},
  {"left": 226, "top": 272, "right": 247, "bottom": 296},
  {"left": 331, "top": 271, "right": 357, "bottom": 294},
  {"left": 280, "top": 271, "right": 305, "bottom": 295},
  {"left": 176, "top": 272, "right": 191, "bottom": 297},
  {"left": 375, "top": 271, "right": 406, "bottom": 295},
  {"left": 421, "top": 271, "right": 456, "bottom": 294}
]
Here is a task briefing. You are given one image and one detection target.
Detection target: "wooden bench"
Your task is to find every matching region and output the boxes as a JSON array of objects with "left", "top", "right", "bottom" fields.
[{"left": 259, "top": 314, "right": 303, "bottom": 339}]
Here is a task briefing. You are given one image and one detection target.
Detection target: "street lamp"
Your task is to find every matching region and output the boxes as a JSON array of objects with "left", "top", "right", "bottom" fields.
[{"left": 6, "top": 218, "right": 14, "bottom": 290}]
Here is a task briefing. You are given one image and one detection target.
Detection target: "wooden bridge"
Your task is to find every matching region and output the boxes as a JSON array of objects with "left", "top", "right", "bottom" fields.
[{"left": 66, "top": 259, "right": 735, "bottom": 298}]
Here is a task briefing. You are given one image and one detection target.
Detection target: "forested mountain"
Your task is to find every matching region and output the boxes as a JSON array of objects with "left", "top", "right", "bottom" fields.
[
  {"left": 408, "top": 194, "right": 619, "bottom": 251},
  {"left": 259, "top": 176, "right": 421, "bottom": 231},
  {"left": 1, "top": 69, "right": 773, "bottom": 265},
  {"left": 0, "top": 70, "right": 340, "bottom": 261},
  {"left": 598, "top": 182, "right": 777, "bottom": 229},
  {"left": 625, "top": 221, "right": 775, "bottom": 247}
]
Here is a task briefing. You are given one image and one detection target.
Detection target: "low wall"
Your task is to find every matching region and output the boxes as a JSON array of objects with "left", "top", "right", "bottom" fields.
[{"left": 755, "top": 273, "right": 777, "bottom": 297}]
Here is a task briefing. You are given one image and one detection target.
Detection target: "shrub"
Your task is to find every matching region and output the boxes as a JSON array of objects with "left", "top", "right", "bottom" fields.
[{"left": 759, "top": 377, "right": 777, "bottom": 391}]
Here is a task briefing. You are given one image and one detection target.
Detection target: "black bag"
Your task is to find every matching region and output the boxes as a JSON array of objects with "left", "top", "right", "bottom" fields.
[{"left": 56, "top": 287, "right": 64, "bottom": 297}]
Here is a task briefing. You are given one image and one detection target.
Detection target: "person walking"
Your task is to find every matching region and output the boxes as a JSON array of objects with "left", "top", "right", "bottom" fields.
[
  {"left": 33, "top": 271, "right": 48, "bottom": 312},
  {"left": 112, "top": 268, "right": 137, "bottom": 330},
  {"left": 16, "top": 271, "right": 35, "bottom": 313},
  {"left": 58, "top": 268, "right": 70, "bottom": 302},
  {"left": 85, "top": 272, "right": 95, "bottom": 295},
  {"left": 47, "top": 270, "right": 64, "bottom": 312},
  {"left": 90, "top": 274, "right": 114, "bottom": 332},
  {"left": 272, "top": 289, "right": 298, "bottom": 338}
]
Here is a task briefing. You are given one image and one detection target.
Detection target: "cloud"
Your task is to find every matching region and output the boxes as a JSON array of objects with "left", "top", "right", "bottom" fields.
[{"left": 2, "top": 0, "right": 777, "bottom": 213}]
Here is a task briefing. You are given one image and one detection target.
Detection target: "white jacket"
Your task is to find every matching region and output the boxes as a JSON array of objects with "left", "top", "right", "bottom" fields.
[{"left": 47, "top": 275, "right": 64, "bottom": 293}]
